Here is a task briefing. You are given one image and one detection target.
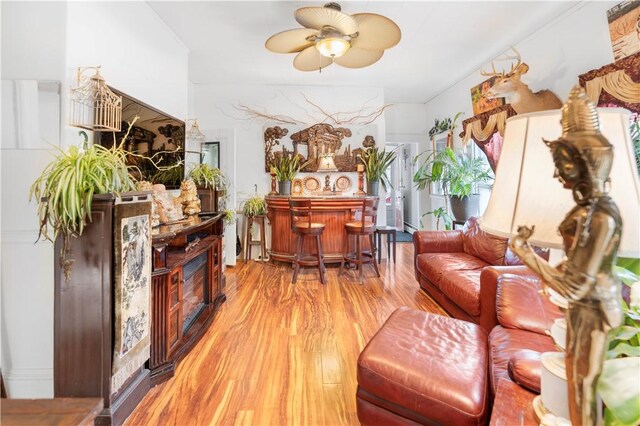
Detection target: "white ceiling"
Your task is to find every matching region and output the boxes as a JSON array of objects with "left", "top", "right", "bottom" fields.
[{"left": 147, "top": 1, "right": 579, "bottom": 103}]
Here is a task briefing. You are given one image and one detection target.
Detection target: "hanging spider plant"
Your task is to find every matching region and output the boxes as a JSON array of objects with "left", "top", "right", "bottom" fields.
[
  {"left": 30, "top": 123, "right": 139, "bottom": 278},
  {"left": 187, "top": 163, "right": 229, "bottom": 190}
]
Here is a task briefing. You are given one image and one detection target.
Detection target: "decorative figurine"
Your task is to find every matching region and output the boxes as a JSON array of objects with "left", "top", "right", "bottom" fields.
[
  {"left": 509, "top": 86, "right": 623, "bottom": 425},
  {"left": 176, "top": 179, "right": 201, "bottom": 216},
  {"left": 152, "top": 183, "right": 183, "bottom": 225},
  {"left": 323, "top": 175, "right": 331, "bottom": 192}
]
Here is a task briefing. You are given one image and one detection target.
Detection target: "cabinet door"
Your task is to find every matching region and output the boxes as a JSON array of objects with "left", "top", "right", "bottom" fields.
[
  {"left": 167, "top": 267, "right": 183, "bottom": 354},
  {"left": 209, "top": 238, "right": 221, "bottom": 299}
]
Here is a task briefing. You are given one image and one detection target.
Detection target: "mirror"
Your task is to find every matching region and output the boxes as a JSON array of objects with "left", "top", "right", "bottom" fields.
[{"left": 201, "top": 141, "right": 220, "bottom": 169}]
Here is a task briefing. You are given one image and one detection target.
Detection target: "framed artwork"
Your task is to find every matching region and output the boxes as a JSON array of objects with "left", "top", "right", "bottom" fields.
[
  {"left": 607, "top": 1, "right": 640, "bottom": 61},
  {"left": 201, "top": 141, "right": 220, "bottom": 169},
  {"left": 470, "top": 77, "right": 505, "bottom": 115}
]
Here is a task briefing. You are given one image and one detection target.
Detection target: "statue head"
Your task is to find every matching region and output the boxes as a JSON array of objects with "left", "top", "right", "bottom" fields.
[{"left": 544, "top": 86, "right": 613, "bottom": 204}]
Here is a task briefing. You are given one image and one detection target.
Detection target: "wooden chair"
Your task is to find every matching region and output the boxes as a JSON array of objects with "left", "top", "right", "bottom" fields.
[
  {"left": 340, "top": 197, "right": 380, "bottom": 282},
  {"left": 290, "top": 199, "right": 326, "bottom": 285}
]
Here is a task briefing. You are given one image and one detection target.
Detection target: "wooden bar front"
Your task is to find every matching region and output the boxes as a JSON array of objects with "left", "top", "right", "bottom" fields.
[{"left": 266, "top": 195, "right": 378, "bottom": 264}]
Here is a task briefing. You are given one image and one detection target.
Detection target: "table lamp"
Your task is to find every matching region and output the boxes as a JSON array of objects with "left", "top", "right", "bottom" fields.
[{"left": 479, "top": 86, "right": 640, "bottom": 425}]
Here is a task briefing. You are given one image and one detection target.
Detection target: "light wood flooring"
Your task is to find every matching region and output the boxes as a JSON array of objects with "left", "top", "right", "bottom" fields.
[{"left": 126, "top": 242, "right": 447, "bottom": 425}]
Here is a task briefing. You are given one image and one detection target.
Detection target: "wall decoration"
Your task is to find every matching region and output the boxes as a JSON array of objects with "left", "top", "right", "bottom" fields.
[
  {"left": 470, "top": 77, "right": 505, "bottom": 115},
  {"left": 335, "top": 175, "right": 352, "bottom": 192},
  {"left": 292, "top": 178, "right": 303, "bottom": 195},
  {"left": 607, "top": 1, "right": 640, "bottom": 61},
  {"left": 264, "top": 122, "right": 377, "bottom": 173},
  {"left": 459, "top": 104, "right": 517, "bottom": 172},
  {"left": 479, "top": 48, "right": 562, "bottom": 114},
  {"left": 579, "top": 52, "right": 640, "bottom": 113},
  {"left": 112, "top": 204, "right": 151, "bottom": 393}
]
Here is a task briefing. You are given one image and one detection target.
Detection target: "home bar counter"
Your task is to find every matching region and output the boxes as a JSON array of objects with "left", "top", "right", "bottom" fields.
[{"left": 265, "top": 195, "right": 378, "bottom": 264}]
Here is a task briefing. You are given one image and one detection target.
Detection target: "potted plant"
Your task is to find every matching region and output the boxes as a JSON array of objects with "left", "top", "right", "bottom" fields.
[
  {"left": 428, "top": 112, "right": 463, "bottom": 148},
  {"left": 271, "top": 153, "right": 310, "bottom": 195},
  {"left": 413, "top": 147, "right": 493, "bottom": 222},
  {"left": 187, "top": 163, "right": 231, "bottom": 213},
  {"left": 29, "top": 129, "right": 138, "bottom": 278},
  {"left": 360, "top": 146, "right": 397, "bottom": 196},
  {"left": 241, "top": 194, "right": 267, "bottom": 217}
]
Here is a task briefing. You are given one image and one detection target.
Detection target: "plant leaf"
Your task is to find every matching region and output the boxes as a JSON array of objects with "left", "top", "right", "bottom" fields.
[{"left": 598, "top": 357, "right": 640, "bottom": 426}]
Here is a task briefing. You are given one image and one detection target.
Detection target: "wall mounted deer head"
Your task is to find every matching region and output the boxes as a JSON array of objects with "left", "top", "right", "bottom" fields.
[{"left": 481, "top": 48, "right": 562, "bottom": 114}]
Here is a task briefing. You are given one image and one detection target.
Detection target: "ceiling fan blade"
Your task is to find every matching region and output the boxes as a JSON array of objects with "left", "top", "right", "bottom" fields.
[
  {"left": 265, "top": 28, "right": 318, "bottom": 53},
  {"left": 295, "top": 6, "right": 358, "bottom": 35},
  {"left": 293, "top": 46, "right": 333, "bottom": 72},
  {"left": 351, "top": 13, "right": 401, "bottom": 50},
  {"left": 333, "top": 47, "right": 383, "bottom": 69}
]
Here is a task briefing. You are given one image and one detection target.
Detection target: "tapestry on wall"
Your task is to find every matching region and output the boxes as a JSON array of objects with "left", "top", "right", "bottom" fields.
[
  {"left": 112, "top": 200, "right": 152, "bottom": 393},
  {"left": 579, "top": 52, "right": 640, "bottom": 113},
  {"left": 263, "top": 122, "right": 378, "bottom": 173},
  {"left": 607, "top": 1, "right": 640, "bottom": 61},
  {"left": 470, "top": 76, "right": 505, "bottom": 115},
  {"left": 459, "top": 104, "right": 517, "bottom": 172}
]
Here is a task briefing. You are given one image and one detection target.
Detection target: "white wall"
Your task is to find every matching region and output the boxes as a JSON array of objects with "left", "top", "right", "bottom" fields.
[
  {"left": 194, "top": 84, "right": 388, "bottom": 260},
  {"left": 420, "top": 1, "right": 617, "bottom": 230},
  {"left": 1, "top": 0, "right": 189, "bottom": 397}
]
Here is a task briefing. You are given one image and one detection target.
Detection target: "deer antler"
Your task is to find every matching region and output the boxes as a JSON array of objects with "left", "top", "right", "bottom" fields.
[
  {"left": 480, "top": 59, "right": 504, "bottom": 77},
  {"left": 480, "top": 47, "right": 522, "bottom": 77}
]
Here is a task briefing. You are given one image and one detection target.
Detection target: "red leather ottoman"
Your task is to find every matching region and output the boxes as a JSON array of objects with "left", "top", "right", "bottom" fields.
[{"left": 357, "top": 307, "right": 489, "bottom": 426}]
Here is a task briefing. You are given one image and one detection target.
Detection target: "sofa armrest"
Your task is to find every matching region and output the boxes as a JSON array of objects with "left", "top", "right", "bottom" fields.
[
  {"left": 496, "top": 272, "right": 562, "bottom": 335},
  {"left": 478, "top": 265, "right": 534, "bottom": 332},
  {"left": 412, "top": 230, "right": 464, "bottom": 255}
]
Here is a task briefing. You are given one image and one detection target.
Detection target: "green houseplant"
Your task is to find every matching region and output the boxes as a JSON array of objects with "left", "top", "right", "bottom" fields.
[
  {"left": 241, "top": 194, "right": 267, "bottom": 217},
  {"left": 30, "top": 130, "right": 138, "bottom": 278},
  {"left": 360, "top": 146, "right": 397, "bottom": 196},
  {"left": 414, "top": 146, "right": 493, "bottom": 222},
  {"left": 187, "top": 163, "right": 232, "bottom": 218},
  {"left": 271, "top": 153, "right": 310, "bottom": 195}
]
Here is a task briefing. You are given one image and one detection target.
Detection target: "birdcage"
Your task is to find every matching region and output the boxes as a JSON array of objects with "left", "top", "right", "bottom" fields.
[
  {"left": 185, "top": 119, "right": 206, "bottom": 143},
  {"left": 69, "top": 66, "right": 122, "bottom": 132}
]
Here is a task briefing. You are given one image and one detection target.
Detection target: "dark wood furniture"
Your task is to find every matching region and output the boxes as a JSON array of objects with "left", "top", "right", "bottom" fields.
[
  {"left": 149, "top": 213, "right": 226, "bottom": 385},
  {"left": 374, "top": 226, "right": 397, "bottom": 263},
  {"left": 197, "top": 188, "right": 225, "bottom": 213},
  {"left": 54, "top": 193, "right": 152, "bottom": 426},
  {"left": 489, "top": 379, "right": 537, "bottom": 426},
  {"left": 244, "top": 215, "right": 267, "bottom": 261},
  {"left": 289, "top": 199, "right": 326, "bottom": 284},
  {"left": 265, "top": 195, "right": 378, "bottom": 264},
  {"left": 340, "top": 198, "right": 380, "bottom": 282},
  {"left": 1, "top": 398, "right": 103, "bottom": 426}
]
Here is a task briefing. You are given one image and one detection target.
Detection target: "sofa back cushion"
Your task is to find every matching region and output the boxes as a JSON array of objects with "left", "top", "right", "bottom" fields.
[{"left": 462, "top": 217, "right": 509, "bottom": 266}]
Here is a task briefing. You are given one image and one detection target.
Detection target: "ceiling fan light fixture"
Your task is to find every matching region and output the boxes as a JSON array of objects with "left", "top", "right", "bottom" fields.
[{"left": 316, "top": 36, "right": 350, "bottom": 58}]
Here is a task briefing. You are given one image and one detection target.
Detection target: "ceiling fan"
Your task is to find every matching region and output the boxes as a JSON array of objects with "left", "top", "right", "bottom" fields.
[{"left": 265, "top": 2, "right": 401, "bottom": 72}]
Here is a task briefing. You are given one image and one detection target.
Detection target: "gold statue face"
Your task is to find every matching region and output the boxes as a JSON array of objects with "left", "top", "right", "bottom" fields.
[{"left": 551, "top": 143, "right": 584, "bottom": 189}]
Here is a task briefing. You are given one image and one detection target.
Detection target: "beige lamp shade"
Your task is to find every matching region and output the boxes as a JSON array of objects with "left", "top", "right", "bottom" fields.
[
  {"left": 480, "top": 108, "right": 640, "bottom": 257},
  {"left": 317, "top": 153, "right": 339, "bottom": 172}
]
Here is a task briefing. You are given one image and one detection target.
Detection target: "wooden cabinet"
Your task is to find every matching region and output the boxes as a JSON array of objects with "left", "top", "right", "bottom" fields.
[
  {"left": 54, "top": 193, "right": 152, "bottom": 426},
  {"left": 149, "top": 214, "right": 225, "bottom": 385}
]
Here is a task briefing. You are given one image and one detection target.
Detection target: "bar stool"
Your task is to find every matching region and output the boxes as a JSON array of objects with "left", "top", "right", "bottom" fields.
[
  {"left": 245, "top": 214, "right": 267, "bottom": 262},
  {"left": 290, "top": 199, "right": 326, "bottom": 285},
  {"left": 339, "top": 197, "right": 380, "bottom": 282},
  {"left": 374, "top": 226, "right": 397, "bottom": 263}
]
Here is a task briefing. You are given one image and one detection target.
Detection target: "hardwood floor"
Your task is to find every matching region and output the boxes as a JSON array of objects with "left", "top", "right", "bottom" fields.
[{"left": 126, "top": 242, "right": 447, "bottom": 425}]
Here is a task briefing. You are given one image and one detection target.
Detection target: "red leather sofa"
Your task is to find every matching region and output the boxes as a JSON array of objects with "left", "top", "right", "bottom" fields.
[
  {"left": 413, "top": 217, "right": 530, "bottom": 332},
  {"left": 356, "top": 265, "right": 562, "bottom": 425}
]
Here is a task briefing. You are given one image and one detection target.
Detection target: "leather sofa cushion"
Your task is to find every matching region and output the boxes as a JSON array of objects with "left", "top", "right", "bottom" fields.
[
  {"left": 488, "top": 326, "right": 556, "bottom": 395},
  {"left": 496, "top": 274, "right": 562, "bottom": 335},
  {"left": 358, "top": 307, "right": 489, "bottom": 426},
  {"left": 416, "top": 253, "right": 489, "bottom": 288},
  {"left": 508, "top": 350, "right": 542, "bottom": 393},
  {"left": 438, "top": 270, "right": 482, "bottom": 316},
  {"left": 462, "top": 217, "right": 509, "bottom": 266}
]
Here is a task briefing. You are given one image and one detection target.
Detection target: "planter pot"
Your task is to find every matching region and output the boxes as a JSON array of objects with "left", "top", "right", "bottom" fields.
[
  {"left": 367, "top": 180, "right": 379, "bottom": 196},
  {"left": 449, "top": 194, "right": 479, "bottom": 222},
  {"left": 278, "top": 181, "right": 291, "bottom": 195}
]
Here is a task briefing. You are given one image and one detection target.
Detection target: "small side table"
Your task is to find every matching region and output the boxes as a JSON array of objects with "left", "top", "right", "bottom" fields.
[
  {"left": 452, "top": 220, "right": 465, "bottom": 230},
  {"left": 245, "top": 215, "right": 267, "bottom": 261},
  {"left": 374, "top": 226, "right": 397, "bottom": 263},
  {"left": 1, "top": 397, "right": 103, "bottom": 426}
]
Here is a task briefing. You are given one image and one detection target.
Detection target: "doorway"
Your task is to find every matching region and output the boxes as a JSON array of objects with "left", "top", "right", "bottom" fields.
[{"left": 385, "top": 142, "right": 420, "bottom": 233}]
